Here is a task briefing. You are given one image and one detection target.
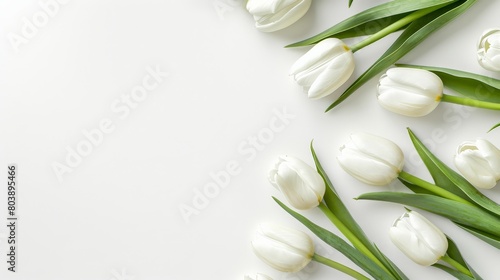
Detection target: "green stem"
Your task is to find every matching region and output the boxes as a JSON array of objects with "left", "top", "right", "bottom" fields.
[
  {"left": 313, "top": 253, "right": 370, "bottom": 280},
  {"left": 442, "top": 93, "right": 500, "bottom": 110},
  {"left": 350, "top": 4, "right": 448, "bottom": 53},
  {"left": 440, "top": 254, "right": 473, "bottom": 277},
  {"left": 399, "top": 171, "right": 475, "bottom": 206},
  {"left": 317, "top": 203, "right": 390, "bottom": 275}
]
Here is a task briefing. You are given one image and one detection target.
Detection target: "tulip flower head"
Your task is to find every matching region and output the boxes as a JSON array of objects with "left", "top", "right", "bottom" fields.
[
  {"left": 251, "top": 223, "right": 314, "bottom": 273},
  {"left": 477, "top": 28, "right": 500, "bottom": 72},
  {"left": 377, "top": 68, "right": 443, "bottom": 117},
  {"left": 337, "top": 132, "right": 405, "bottom": 186},
  {"left": 454, "top": 139, "right": 500, "bottom": 189},
  {"left": 246, "top": 0, "right": 312, "bottom": 32},
  {"left": 268, "top": 155, "right": 326, "bottom": 210},
  {"left": 389, "top": 211, "right": 448, "bottom": 266},
  {"left": 244, "top": 273, "right": 273, "bottom": 280},
  {"left": 290, "top": 38, "right": 355, "bottom": 99}
]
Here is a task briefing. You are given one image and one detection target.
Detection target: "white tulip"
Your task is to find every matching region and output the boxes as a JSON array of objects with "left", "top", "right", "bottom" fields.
[
  {"left": 454, "top": 139, "right": 500, "bottom": 189},
  {"left": 290, "top": 38, "right": 355, "bottom": 99},
  {"left": 477, "top": 28, "right": 500, "bottom": 72},
  {"left": 244, "top": 273, "right": 273, "bottom": 280},
  {"left": 338, "top": 132, "right": 404, "bottom": 186},
  {"left": 252, "top": 223, "right": 314, "bottom": 273},
  {"left": 377, "top": 68, "right": 443, "bottom": 117},
  {"left": 389, "top": 211, "right": 448, "bottom": 266},
  {"left": 269, "top": 155, "right": 325, "bottom": 210},
  {"left": 246, "top": 0, "right": 312, "bottom": 32}
]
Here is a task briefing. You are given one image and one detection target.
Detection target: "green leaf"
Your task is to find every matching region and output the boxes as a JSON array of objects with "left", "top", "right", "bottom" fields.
[
  {"left": 456, "top": 223, "right": 500, "bottom": 250},
  {"left": 348, "top": 0, "right": 353, "bottom": 8},
  {"left": 273, "top": 197, "right": 397, "bottom": 280},
  {"left": 356, "top": 192, "right": 500, "bottom": 238},
  {"left": 445, "top": 236, "right": 483, "bottom": 279},
  {"left": 326, "top": 0, "right": 477, "bottom": 112},
  {"left": 446, "top": 236, "right": 467, "bottom": 268},
  {"left": 489, "top": 122, "right": 500, "bottom": 132},
  {"left": 399, "top": 176, "right": 445, "bottom": 196},
  {"left": 432, "top": 264, "right": 476, "bottom": 280},
  {"left": 406, "top": 128, "right": 471, "bottom": 200},
  {"left": 324, "top": 14, "right": 409, "bottom": 41},
  {"left": 396, "top": 64, "right": 500, "bottom": 103},
  {"left": 407, "top": 128, "right": 500, "bottom": 217},
  {"left": 311, "top": 142, "right": 374, "bottom": 253},
  {"left": 372, "top": 244, "right": 409, "bottom": 280},
  {"left": 287, "top": 0, "right": 456, "bottom": 47},
  {"left": 310, "top": 141, "right": 408, "bottom": 280}
]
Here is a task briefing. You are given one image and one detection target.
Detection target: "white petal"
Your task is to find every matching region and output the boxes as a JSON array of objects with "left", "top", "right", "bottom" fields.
[
  {"left": 260, "top": 223, "right": 314, "bottom": 255},
  {"left": 252, "top": 224, "right": 313, "bottom": 272},
  {"left": 377, "top": 68, "right": 442, "bottom": 117},
  {"left": 478, "top": 28, "right": 500, "bottom": 71},
  {"left": 377, "top": 86, "right": 440, "bottom": 117},
  {"left": 389, "top": 212, "right": 447, "bottom": 266},
  {"left": 252, "top": 237, "right": 309, "bottom": 272},
  {"left": 273, "top": 155, "right": 325, "bottom": 209},
  {"left": 454, "top": 153, "right": 497, "bottom": 189},
  {"left": 290, "top": 38, "right": 348, "bottom": 77},
  {"left": 389, "top": 226, "right": 440, "bottom": 266},
  {"left": 276, "top": 174, "right": 321, "bottom": 209},
  {"left": 307, "top": 51, "right": 355, "bottom": 99},
  {"left": 338, "top": 148, "right": 399, "bottom": 185},
  {"left": 476, "top": 139, "right": 500, "bottom": 179},
  {"left": 246, "top": 0, "right": 280, "bottom": 15},
  {"left": 254, "top": 0, "right": 312, "bottom": 32},
  {"left": 349, "top": 133, "right": 404, "bottom": 171},
  {"left": 384, "top": 68, "right": 443, "bottom": 94},
  {"left": 408, "top": 212, "right": 448, "bottom": 257}
]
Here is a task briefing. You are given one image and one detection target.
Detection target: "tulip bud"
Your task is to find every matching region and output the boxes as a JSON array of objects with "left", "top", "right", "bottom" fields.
[
  {"left": 389, "top": 211, "right": 448, "bottom": 266},
  {"left": 244, "top": 273, "right": 273, "bottom": 280},
  {"left": 338, "top": 132, "right": 404, "bottom": 186},
  {"left": 290, "top": 38, "right": 355, "bottom": 99},
  {"left": 454, "top": 139, "right": 500, "bottom": 189},
  {"left": 269, "top": 155, "right": 326, "bottom": 210},
  {"left": 246, "top": 0, "right": 312, "bottom": 32},
  {"left": 251, "top": 223, "right": 314, "bottom": 273},
  {"left": 477, "top": 28, "right": 500, "bottom": 72},
  {"left": 377, "top": 68, "right": 443, "bottom": 117}
]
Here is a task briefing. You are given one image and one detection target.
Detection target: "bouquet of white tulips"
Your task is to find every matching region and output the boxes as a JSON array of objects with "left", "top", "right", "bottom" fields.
[
  {"left": 254, "top": 144, "right": 410, "bottom": 280},
  {"left": 249, "top": 140, "right": 483, "bottom": 279},
  {"left": 355, "top": 128, "right": 500, "bottom": 252},
  {"left": 242, "top": 0, "right": 500, "bottom": 279},
  {"left": 286, "top": 0, "right": 478, "bottom": 110},
  {"left": 377, "top": 65, "right": 500, "bottom": 117}
]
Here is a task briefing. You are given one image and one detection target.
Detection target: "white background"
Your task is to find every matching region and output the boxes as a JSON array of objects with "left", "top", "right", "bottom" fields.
[{"left": 1, "top": 0, "right": 500, "bottom": 279}]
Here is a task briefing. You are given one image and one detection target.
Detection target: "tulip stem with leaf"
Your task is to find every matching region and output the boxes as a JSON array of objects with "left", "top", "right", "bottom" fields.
[
  {"left": 312, "top": 254, "right": 370, "bottom": 280},
  {"left": 440, "top": 255, "right": 474, "bottom": 277},
  {"left": 397, "top": 171, "right": 475, "bottom": 206},
  {"left": 316, "top": 202, "right": 390, "bottom": 275},
  {"left": 489, "top": 122, "right": 500, "bottom": 132},
  {"left": 251, "top": 223, "right": 370, "bottom": 279},
  {"left": 441, "top": 94, "right": 500, "bottom": 110},
  {"left": 337, "top": 129, "right": 491, "bottom": 206},
  {"left": 274, "top": 197, "right": 403, "bottom": 280},
  {"left": 287, "top": 0, "right": 478, "bottom": 110},
  {"left": 350, "top": 3, "right": 448, "bottom": 53},
  {"left": 378, "top": 64, "right": 500, "bottom": 117},
  {"left": 269, "top": 143, "right": 408, "bottom": 280},
  {"left": 389, "top": 210, "right": 479, "bottom": 279},
  {"left": 355, "top": 128, "right": 500, "bottom": 250}
]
